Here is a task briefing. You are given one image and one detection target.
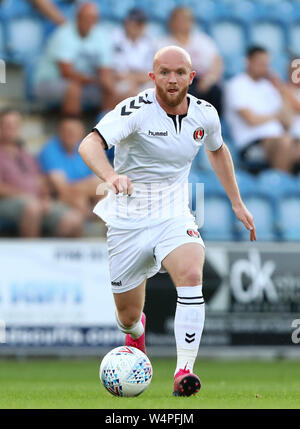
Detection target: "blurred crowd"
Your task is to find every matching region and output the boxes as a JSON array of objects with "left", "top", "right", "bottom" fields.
[{"left": 1, "top": 0, "right": 300, "bottom": 238}]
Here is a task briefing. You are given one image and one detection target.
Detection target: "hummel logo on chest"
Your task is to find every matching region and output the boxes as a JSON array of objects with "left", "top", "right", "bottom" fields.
[{"left": 148, "top": 130, "right": 168, "bottom": 136}]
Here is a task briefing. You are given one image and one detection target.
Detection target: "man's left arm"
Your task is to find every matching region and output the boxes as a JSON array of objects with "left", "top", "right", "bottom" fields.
[{"left": 206, "top": 143, "right": 257, "bottom": 241}]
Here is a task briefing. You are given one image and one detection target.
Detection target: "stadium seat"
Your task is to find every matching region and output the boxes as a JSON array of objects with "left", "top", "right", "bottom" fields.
[
  {"left": 235, "top": 192, "right": 277, "bottom": 241},
  {"left": 257, "top": 169, "right": 298, "bottom": 200},
  {"left": 6, "top": 17, "right": 45, "bottom": 63},
  {"left": 267, "top": 1, "right": 295, "bottom": 24},
  {"left": 199, "top": 194, "right": 234, "bottom": 241},
  {"left": 249, "top": 20, "right": 287, "bottom": 56},
  {"left": 210, "top": 19, "right": 247, "bottom": 58},
  {"left": 271, "top": 54, "right": 289, "bottom": 80},
  {"left": 193, "top": 147, "right": 213, "bottom": 171},
  {"left": 143, "top": 0, "right": 178, "bottom": 22},
  {"left": 103, "top": 0, "right": 136, "bottom": 21},
  {"left": 289, "top": 22, "right": 300, "bottom": 56},
  {"left": 0, "top": 0, "right": 34, "bottom": 19},
  {"left": 234, "top": 170, "right": 258, "bottom": 197},
  {"left": 221, "top": 0, "right": 256, "bottom": 23},
  {"left": 277, "top": 194, "right": 300, "bottom": 241},
  {"left": 185, "top": 0, "right": 220, "bottom": 24},
  {"left": 196, "top": 170, "right": 226, "bottom": 196},
  {"left": 0, "top": 19, "right": 5, "bottom": 60},
  {"left": 223, "top": 54, "right": 245, "bottom": 79},
  {"left": 146, "top": 21, "right": 166, "bottom": 38}
]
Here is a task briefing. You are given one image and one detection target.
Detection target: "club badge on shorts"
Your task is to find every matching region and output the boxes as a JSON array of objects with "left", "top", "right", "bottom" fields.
[
  {"left": 193, "top": 127, "right": 204, "bottom": 142},
  {"left": 187, "top": 229, "right": 200, "bottom": 238}
]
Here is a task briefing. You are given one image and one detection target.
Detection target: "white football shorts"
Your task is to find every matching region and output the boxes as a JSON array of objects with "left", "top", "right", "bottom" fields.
[{"left": 106, "top": 215, "right": 205, "bottom": 294}]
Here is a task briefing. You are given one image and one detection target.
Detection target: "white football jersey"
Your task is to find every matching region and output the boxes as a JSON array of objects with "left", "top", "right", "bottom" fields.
[{"left": 93, "top": 88, "right": 223, "bottom": 228}]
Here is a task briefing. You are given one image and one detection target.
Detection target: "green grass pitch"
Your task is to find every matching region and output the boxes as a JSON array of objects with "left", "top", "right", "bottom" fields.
[{"left": 0, "top": 358, "right": 300, "bottom": 409}]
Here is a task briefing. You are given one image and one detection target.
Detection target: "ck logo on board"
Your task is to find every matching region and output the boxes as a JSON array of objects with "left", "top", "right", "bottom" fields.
[
  {"left": 193, "top": 127, "right": 204, "bottom": 142},
  {"left": 187, "top": 229, "right": 200, "bottom": 238}
]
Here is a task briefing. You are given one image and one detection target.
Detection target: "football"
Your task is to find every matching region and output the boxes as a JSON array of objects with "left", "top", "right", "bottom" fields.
[{"left": 99, "top": 346, "right": 153, "bottom": 397}]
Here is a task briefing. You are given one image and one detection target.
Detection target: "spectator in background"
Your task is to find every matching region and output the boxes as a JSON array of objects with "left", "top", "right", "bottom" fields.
[
  {"left": 34, "top": 2, "right": 116, "bottom": 115},
  {"left": 284, "top": 60, "right": 300, "bottom": 143},
  {"left": 39, "top": 116, "right": 103, "bottom": 218},
  {"left": 157, "top": 7, "right": 223, "bottom": 115},
  {"left": 0, "top": 109, "right": 83, "bottom": 237},
  {"left": 225, "top": 46, "right": 294, "bottom": 174},
  {"left": 112, "top": 8, "right": 154, "bottom": 101},
  {"left": 267, "top": 59, "right": 300, "bottom": 173}
]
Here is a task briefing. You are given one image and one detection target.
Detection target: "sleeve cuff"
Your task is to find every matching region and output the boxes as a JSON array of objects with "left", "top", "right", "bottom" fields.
[
  {"left": 208, "top": 141, "right": 224, "bottom": 152},
  {"left": 92, "top": 128, "right": 109, "bottom": 150}
]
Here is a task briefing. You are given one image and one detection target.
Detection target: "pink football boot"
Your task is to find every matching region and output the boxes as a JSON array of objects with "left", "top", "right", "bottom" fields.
[{"left": 173, "top": 367, "right": 201, "bottom": 397}]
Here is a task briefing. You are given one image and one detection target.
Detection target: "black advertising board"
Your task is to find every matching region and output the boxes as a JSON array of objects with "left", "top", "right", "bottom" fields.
[{"left": 145, "top": 243, "right": 300, "bottom": 348}]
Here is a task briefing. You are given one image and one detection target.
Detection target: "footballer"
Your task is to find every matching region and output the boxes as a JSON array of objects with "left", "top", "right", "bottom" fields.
[{"left": 79, "top": 46, "right": 256, "bottom": 396}]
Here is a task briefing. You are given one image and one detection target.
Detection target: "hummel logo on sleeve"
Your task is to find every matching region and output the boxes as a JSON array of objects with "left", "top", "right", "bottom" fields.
[
  {"left": 148, "top": 130, "right": 168, "bottom": 136},
  {"left": 111, "top": 280, "right": 122, "bottom": 286}
]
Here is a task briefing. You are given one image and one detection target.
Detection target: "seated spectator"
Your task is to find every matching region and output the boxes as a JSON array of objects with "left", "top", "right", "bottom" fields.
[
  {"left": 269, "top": 60, "right": 300, "bottom": 173},
  {"left": 39, "top": 116, "right": 102, "bottom": 217},
  {"left": 0, "top": 109, "right": 83, "bottom": 237},
  {"left": 157, "top": 6, "right": 224, "bottom": 115},
  {"left": 283, "top": 60, "right": 300, "bottom": 143},
  {"left": 34, "top": 2, "right": 115, "bottom": 115},
  {"left": 225, "top": 46, "right": 294, "bottom": 174},
  {"left": 112, "top": 8, "right": 155, "bottom": 101}
]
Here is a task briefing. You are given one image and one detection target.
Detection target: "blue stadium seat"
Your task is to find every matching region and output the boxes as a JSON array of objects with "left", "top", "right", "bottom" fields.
[
  {"left": 0, "top": 19, "right": 5, "bottom": 60},
  {"left": 271, "top": 54, "right": 289, "bottom": 80},
  {"left": 0, "top": 0, "right": 34, "bottom": 19},
  {"left": 234, "top": 170, "right": 258, "bottom": 197},
  {"left": 249, "top": 20, "right": 287, "bottom": 56},
  {"left": 103, "top": 0, "right": 136, "bottom": 21},
  {"left": 223, "top": 53, "right": 245, "bottom": 79},
  {"left": 209, "top": 19, "right": 247, "bottom": 58},
  {"left": 257, "top": 169, "right": 298, "bottom": 200},
  {"left": 6, "top": 17, "right": 45, "bottom": 63},
  {"left": 199, "top": 194, "right": 234, "bottom": 241},
  {"left": 221, "top": 0, "right": 256, "bottom": 23},
  {"left": 193, "top": 147, "right": 213, "bottom": 172},
  {"left": 190, "top": 170, "right": 226, "bottom": 197},
  {"left": 143, "top": 0, "right": 177, "bottom": 22},
  {"left": 267, "top": 1, "right": 296, "bottom": 24},
  {"left": 277, "top": 194, "right": 300, "bottom": 241},
  {"left": 235, "top": 192, "right": 277, "bottom": 241},
  {"left": 289, "top": 21, "right": 300, "bottom": 56},
  {"left": 52, "top": 0, "right": 76, "bottom": 19},
  {"left": 146, "top": 21, "right": 166, "bottom": 38},
  {"left": 170, "top": 0, "right": 219, "bottom": 24}
]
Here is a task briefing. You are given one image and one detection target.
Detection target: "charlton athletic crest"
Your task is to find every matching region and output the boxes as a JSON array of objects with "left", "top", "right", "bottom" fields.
[
  {"left": 193, "top": 127, "right": 204, "bottom": 142},
  {"left": 187, "top": 229, "right": 200, "bottom": 238}
]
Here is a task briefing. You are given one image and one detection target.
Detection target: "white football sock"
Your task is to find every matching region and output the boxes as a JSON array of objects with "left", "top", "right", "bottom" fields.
[
  {"left": 115, "top": 312, "right": 144, "bottom": 339},
  {"left": 174, "top": 285, "right": 205, "bottom": 376}
]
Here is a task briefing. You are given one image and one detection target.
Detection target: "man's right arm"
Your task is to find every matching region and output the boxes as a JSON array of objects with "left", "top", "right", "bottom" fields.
[
  {"left": 237, "top": 108, "right": 278, "bottom": 126},
  {"left": 78, "top": 131, "right": 133, "bottom": 195},
  {"left": 58, "top": 62, "right": 95, "bottom": 84}
]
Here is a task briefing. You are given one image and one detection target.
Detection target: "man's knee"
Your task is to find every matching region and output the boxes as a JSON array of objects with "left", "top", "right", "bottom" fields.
[
  {"left": 117, "top": 307, "right": 141, "bottom": 328},
  {"left": 57, "top": 209, "right": 83, "bottom": 237},
  {"left": 23, "top": 197, "right": 42, "bottom": 219},
  {"left": 176, "top": 266, "right": 202, "bottom": 286}
]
